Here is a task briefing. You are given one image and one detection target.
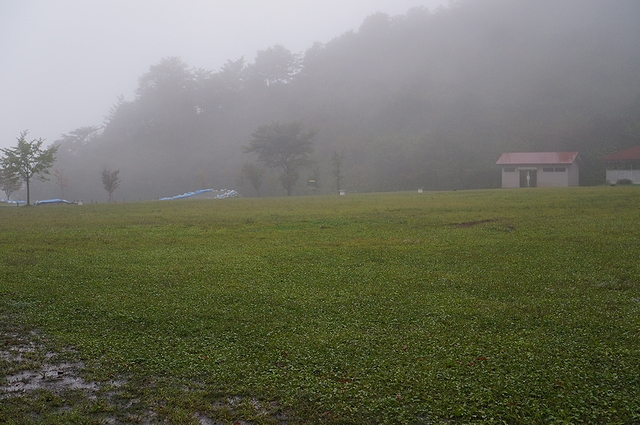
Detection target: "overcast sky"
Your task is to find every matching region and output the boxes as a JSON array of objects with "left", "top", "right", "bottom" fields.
[{"left": 0, "top": 0, "right": 448, "bottom": 149}]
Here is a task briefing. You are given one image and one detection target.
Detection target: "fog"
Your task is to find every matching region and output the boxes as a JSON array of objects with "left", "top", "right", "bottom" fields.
[
  {"left": 2, "top": 0, "right": 639, "bottom": 202},
  {"left": 0, "top": 0, "right": 447, "bottom": 150}
]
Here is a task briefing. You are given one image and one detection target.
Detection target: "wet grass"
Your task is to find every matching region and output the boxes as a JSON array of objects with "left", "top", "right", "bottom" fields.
[{"left": 1, "top": 187, "right": 640, "bottom": 423}]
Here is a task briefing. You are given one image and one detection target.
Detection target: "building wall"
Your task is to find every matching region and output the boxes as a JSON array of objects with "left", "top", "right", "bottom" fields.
[
  {"left": 568, "top": 163, "right": 580, "bottom": 186},
  {"left": 606, "top": 170, "right": 640, "bottom": 184},
  {"left": 501, "top": 167, "right": 520, "bottom": 188},
  {"left": 538, "top": 166, "right": 566, "bottom": 187},
  {"left": 502, "top": 163, "right": 579, "bottom": 188},
  {"left": 538, "top": 163, "right": 579, "bottom": 187}
]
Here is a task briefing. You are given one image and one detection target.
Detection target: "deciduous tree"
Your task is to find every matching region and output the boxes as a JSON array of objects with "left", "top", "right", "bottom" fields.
[
  {"left": 0, "top": 131, "right": 58, "bottom": 205},
  {"left": 57, "top": 126, "right": 100, "bottom": 156},
  {"left": 0, "top": 166, "right": 22, "bottom": 201},
  {"left": 243, "top": 122, "right": 316, "bottom": 196},
  {"left": 195, "top": 168, "right": 209, "bottom": 189},
  {"left": 101, "top": 168, "right": 120, "bottom": 202},
  {"left": 331, "top": 149, "right": 345, "bottom": 192},
  {"left": 239, "top": 162, "right": 266, "bottom": 197},
  {"left": 247, "top": 45, "right": 301, "bottom": 86},
  {"left": 53, "top": 169, "right": 70, "bottom": 199}
]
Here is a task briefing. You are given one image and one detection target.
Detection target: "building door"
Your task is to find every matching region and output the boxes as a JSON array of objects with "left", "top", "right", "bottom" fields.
[{"left": 519, "top": 169, "right": 537, "bottom": 187}]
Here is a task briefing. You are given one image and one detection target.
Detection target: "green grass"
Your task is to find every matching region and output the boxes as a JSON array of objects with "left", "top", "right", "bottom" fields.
[{"left": 1, "top": 187, "right": 639, "bottom": 424}]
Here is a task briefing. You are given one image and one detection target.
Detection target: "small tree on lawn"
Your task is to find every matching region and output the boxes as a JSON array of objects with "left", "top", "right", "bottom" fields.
[
  {"left": 0, "top": 130, "right": 58, "bottom": 205},
  {"left": 243, "top": 122, "right": 316, "bottom": 196},
  {"left": 0, "top": 166, "right": 22, "bottom": 201},
  {"left": 331, "top": 149, "right": 345, "bottom": 192},
  {"left": 195, "top": 168, "right": 209, "bottom": 189},
  {"left": 53, "top": 169, "right": 70, "bottom": 199},
  {"left": 239, "top": 162, "right": 266, "bottom": 196},
  {"left": 101, "top": 168, "right": 120, "bottom": 202}
]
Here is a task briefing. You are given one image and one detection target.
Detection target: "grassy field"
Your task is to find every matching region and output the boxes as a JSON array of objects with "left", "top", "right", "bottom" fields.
[{"left": 1, "top": 188, "right": 639, "bottom": 424}]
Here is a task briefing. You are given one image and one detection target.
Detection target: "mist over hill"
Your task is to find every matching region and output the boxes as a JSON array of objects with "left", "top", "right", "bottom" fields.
[{"left": 34, "top": 0, "right": 640, "bottom": 201}]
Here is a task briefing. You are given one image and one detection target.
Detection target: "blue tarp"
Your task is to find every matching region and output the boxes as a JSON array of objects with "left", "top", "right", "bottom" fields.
[
  {"left": 158, "top": 188, "right": 238, "bottom": 201},
  {"left": 35, "top": 199, "right": 76, "bottom": 205}
]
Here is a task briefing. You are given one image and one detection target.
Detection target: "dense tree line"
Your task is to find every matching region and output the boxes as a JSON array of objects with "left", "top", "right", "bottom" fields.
[{"left": 31, "top": 0, "right": 640, "bottom": 200}]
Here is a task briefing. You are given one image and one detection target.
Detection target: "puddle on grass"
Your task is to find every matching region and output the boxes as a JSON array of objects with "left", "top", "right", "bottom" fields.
[
  {"left": 0, "top": 327, "right": 101, "bottom": 399},
  {"left": 1, "top": 317, "right": 291, "bottom": 424},
  {"left": 3, "top": 363, "right": 99, "bottom": 395},
  {"left": 0, "top": 317, "right": 143, "bottom": 423},
  {"left": 194, "top": 412, "right": 216, "bottom": 425}
]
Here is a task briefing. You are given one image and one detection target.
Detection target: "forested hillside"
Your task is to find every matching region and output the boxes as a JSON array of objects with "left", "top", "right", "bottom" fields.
[{"left": 43, "top": 0, "right": 640, "bottom": 200}]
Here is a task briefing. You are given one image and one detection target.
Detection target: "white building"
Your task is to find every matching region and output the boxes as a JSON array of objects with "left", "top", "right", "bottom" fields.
[
  {"left": 601, "top": 145, "right": 640, "bottom": 185},
  {"left": 496, "top": 152, "right": 580, "bottom": 188}
]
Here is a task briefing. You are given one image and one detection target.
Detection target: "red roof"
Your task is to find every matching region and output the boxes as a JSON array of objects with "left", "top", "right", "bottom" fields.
[
  {"left": 601, "top": 145, "right": 640, "bottom": 161},
  {"left": 496, "top": 152, "right": 579, "bottom": 165}
]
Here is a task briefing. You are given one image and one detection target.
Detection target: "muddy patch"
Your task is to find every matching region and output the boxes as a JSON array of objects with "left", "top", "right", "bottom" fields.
[
  {"left": 0, "top": 325, "right": 100, "bottom": 399},
  {"left": 450, "top": 218, "right": 499, "bottom": 228},
  {"left": 2, "top": 362, "right": 99, "bottom": 395},
  {"left": 0, "top": 315, "right": 135, "bottom": 423},
  {"left": 1, "top": 315, "right": 292, "bottom": 423}
]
